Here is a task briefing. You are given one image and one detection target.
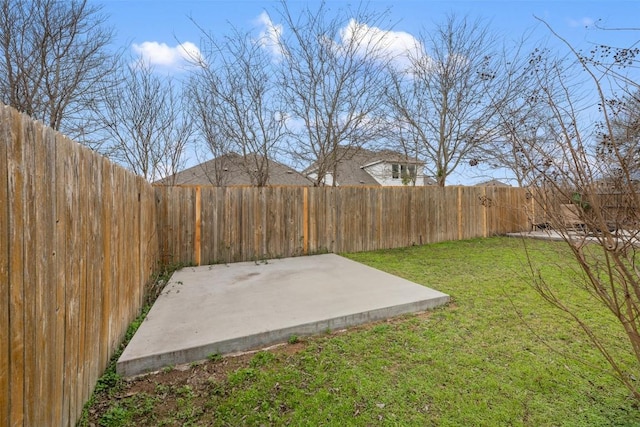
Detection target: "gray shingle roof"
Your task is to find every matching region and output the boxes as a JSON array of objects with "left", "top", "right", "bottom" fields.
[
  {"left": 156, "top": 153, "right": 313, "bottom": 186},
  {"left": 475, "top": 179, "right": 511, "bottom": 187}
]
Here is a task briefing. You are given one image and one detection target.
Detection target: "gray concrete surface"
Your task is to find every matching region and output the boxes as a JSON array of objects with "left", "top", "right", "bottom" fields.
[{"left": 117, "top": 254, "right": 450, "bottom": 377}]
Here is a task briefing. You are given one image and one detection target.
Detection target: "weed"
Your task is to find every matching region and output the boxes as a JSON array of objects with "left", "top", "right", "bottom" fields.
[
  {"left": 227, "top": 368, "right": 258, "bottom": 386},
  {"left": 250, "top": 351, "right": 276, "bottom": 368},
  {"left": 98, "top": 404, "right": 130, "bottom": 427},
  {"left": 288, "top": 335, "right": 300, "bottom": 344},
  {"left": 79, "top": 261, "right": 188, "bottom": 426},
  {"left": 94, "top": 370, "right": 122, "bottom": 395},
  {"left": 176, "top": 384, "right": 194, "bottom": 398},
  {"left": 207, "top": 353, "right": 222, "bottom": 362},
  {"left": 155, "top": 383, "right": 170, "bottom": 395}
]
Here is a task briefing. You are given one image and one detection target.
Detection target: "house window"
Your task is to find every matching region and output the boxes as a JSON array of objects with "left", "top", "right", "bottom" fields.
[
  {"left": 405, "top": 165, "right": 417, "bottom": 179},
  {"left": 392, "top": 164, "right": 417, "bottom": 180}
]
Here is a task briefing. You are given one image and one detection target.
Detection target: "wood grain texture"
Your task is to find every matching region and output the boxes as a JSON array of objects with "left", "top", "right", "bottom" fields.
[
  {"left": 0, "top": 107, "right": 10, "bottom": 427},
  {"left": 8, "top": 108, "right": 26, "bottom": 427},
  {"left": 1, "top": 106, "right": 160, "bottom": 427}
]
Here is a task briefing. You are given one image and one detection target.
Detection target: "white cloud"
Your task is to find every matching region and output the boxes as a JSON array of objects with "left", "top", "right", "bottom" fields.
[
  {"left": 568, "top": 17, "right": 595, "bottom": 28},
  {"left": 255, "top": 12, "right": 284, "bottom": 59},
  {"left": 132, "top": 41, "right": 204, "bottom": 71},
  {"left": 253, "top": 13, "right": 425, "bottom": 72},
  {"left": 339, "top": 19, "right": 424, "bottom": 71}
]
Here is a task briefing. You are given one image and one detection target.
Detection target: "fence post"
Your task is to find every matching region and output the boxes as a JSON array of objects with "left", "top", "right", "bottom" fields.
[
  {"left": 303, "top": 187, "right": 308, "bottom": 255},
  {"left": 194, "top": 186, "right": 201, "bottom": 266},
  {"left": 457, "top": 186, "right": 463, "bottom": 240},
  {"left": 0, "top": 106, "right": 10, "bottom": 427},
  {"left": 483, "top": 187, "right": 488, "bottom": 238}
]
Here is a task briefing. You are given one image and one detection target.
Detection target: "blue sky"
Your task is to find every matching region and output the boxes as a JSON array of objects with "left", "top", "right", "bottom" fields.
[
  {"left": 95, "top": 0, "right": 639, "bottom": 184},
  {"left": 98, "top": 0, "right": 638, "bottom": 72}
]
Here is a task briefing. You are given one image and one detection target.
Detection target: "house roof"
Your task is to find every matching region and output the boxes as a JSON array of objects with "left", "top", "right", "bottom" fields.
[
  {"left": 156, "top": 153, "right": 313, "bottom": 186},
  {"left": 304, "top": 146, "right": 425, "bottom": 186},
  {"left": 475, "top": 179, "right": 511, "bottom": 187},
  {"left": 423, "top": 176, "right": 437, "bottom": 186}
]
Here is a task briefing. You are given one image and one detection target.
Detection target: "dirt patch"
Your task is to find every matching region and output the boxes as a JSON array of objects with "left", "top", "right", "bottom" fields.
[
  {"left": 85, "top": 312, "right": 435, "bottom": 426},
  {"left": 86, "top": 341, "right": 308, "bottom": 426}
]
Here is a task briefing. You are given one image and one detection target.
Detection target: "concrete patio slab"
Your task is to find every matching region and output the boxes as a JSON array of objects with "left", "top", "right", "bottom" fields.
[{"left": 117, "top": 254, "right": 450, "bottom": 377}]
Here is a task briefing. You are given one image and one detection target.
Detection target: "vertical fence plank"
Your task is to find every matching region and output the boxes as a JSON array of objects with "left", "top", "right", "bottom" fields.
[
  {"left": 195, "top": 186, "right": 201, "bottom": 266},
  {"left": 0, "top": 107, "right": 10, "bottom": 427},
  {"left": 88, "top": 151, "right": 104, "bottom": 402},
  {"left": 42, "top": 126, "right": 63, "bottom": 427},
  {"left": 33, "top": 118, "right": 55, "bottom": 425},
  {"left": 65, "top": 140, "right": 81, "bottom": 425},
  {"left": 7, "top": 108, "right": 26, "bottom": 427},
  {"left": 100, "top": 160, "right": 113, "bottom": 383},
  {"left": 303, "top": 187, "right": 308, "bottom": 255},
  {"left": 77, "top": 147, "right": 90, "bottom": 416},
  {"left": 200, "top": 187, "right": 212, "bottom": 264},
  {"left": 257, "top": 187, "right": 267, "bottom": 259},
  {"left": 54, "top": 133, "right": 70, "bottom": 427},
  {"left": 21, "top": 114, "right": 38, "bottom": 427}
]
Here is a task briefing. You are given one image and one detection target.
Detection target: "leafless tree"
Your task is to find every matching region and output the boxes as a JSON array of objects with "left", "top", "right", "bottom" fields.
[
  {"left": 187, "top": 25, "right": 287, "bottom": 186},
  {"left": 484, "top": 47, "right": 569, "bottom": 187},
  {"left": 0, "top": 0, "right": 118, "bottom": 149},
  {"left": 275, "top": 1, "right": 392, "bottom": 186},
  {"left": 523, "top": 21, "right": 640, "bottom": 400},
  {"left": 92, "top": 60, "right": 192, "bottom": 182},
  {"left": 386, "top": 15, "right": 519, "bottom": 186},
  {"left": 385, "top": 15, "right": 515, "bottom": 186}
]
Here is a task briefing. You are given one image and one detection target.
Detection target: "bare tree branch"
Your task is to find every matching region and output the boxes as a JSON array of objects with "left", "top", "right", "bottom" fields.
[
  {"left": 385, "top": 14, "right": 515, "bottom": 186},
  {"left": 187, "top": 23, "right": 286, "bottom": 186},
  {"left": 275, "top": 1, "right": 392, "bottom": 186},
  {"left": 0, "top": 0, "right": 119, "bottom": 150},
  {"left": 93, "top": 61, "right": 192, "bottom": 182},
  {"left": 523, "top": 19, "right": 640, "bottom": 400}
]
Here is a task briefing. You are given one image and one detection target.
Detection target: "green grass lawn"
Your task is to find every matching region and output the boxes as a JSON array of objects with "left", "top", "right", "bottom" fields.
[{"left": 86, "top": 237, "right": 640, "bottom": 426}]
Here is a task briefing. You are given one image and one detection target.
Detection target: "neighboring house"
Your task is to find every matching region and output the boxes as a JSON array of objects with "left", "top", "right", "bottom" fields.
[
  {"left": 156, "top": 153, "right": 313, "bottom": 186},
  {"left": 475, "top": 179, "right": 511, "bottom": 187},
  {"left": 304, "top": 146, "right": 433, "bottom": 187}
]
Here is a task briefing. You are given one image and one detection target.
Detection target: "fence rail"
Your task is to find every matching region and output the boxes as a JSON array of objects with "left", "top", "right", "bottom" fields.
[
  {"left": 155, "top": 185, "right": 531, "bottom": 265},
  {"left": 0, "top": 106, "right": 158, "bottom": 427}
]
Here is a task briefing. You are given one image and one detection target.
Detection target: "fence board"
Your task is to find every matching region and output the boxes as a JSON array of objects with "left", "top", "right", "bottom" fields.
[
  {"left": 32, "top": 117, "right": 52, "bottom": 425},
  {"left": 54, "top": 134, "right": 70, "bottom": 427},
  {"left": 20, "top": 113, "right": 38, "bottom": 427},
  {"left": 0, "top": 107, "right": 9, "bottom": 427},
  {"left": 100, "top": 160, "right": 113, "bottom": 388},
  {"left": 8, "top": 107, "right": 26, "bottom": 427}
]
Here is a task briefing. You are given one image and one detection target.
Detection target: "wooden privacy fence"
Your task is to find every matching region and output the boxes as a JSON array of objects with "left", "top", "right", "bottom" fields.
[
  {"left": 529, "top": 186, "right": 640, "bottom": 229},
  {"left": 155, "top": 185, "right": 531, "bottom": 266},
  {"left": 0, "top": 106, "right": 159, "bottom": 427},
  {"left": 0, "top": 103, "right": 531, "bottom": 427}
]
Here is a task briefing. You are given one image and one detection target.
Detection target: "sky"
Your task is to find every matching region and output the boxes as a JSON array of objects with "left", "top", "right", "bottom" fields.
[{"left": 94, "top": 0, "right": 640, "bottom": 184}]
